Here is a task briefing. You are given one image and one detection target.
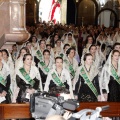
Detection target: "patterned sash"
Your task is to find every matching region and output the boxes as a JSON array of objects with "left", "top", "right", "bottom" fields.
[
  {"left": 80, "top": 67, "right": 98, "bottom": 98},
  {"left": 0, "top": 74, "right": 12, "bottom": 95},
  {"left": 36, "top": 50, "right": 43, "bottom": 61},
  {"left": 60, "top": 53, "right": 64, "bottom": 58},
  {"left": 51, "top": 72, "right": 65, "bottom": 87},
  {"left": 39, "top": 61, "right": 49, "bottom": 73},
  {"left": 64, "top": 59, "right": 75, "bottom": 78},
  {"left": 111, "top": 65, "right": 120, "bottom": 84},
  {"left": 19, "top": 67, "right": 35, "bottom": 87},
  {"left": 0, "top": 75, "right": 6, "bottom": 87}
]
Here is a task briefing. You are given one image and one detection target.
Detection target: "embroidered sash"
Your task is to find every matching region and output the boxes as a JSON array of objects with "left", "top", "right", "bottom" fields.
[
  {"left": 19, "top": 67, "right": 35, "bottom": 87},
  {"left": 111, "top": 65, "right": 120, "bottom": 84},
  {"left": 80, "top": 67, "right": 98, "bottom": 98},
  {"left": 51, "top": 72, "right": 65, "bottom": 87},
  {"left": 0, "top": 74, "right": 12, "bottom": 95},
  {"left": 39, "top": 61, "right": 49, "bottom": 73},
  {"left": 64, "top": 59, "right": 75, "bottom": 77},
  {"left": 0, "top": 75, "right": 6, "bottom": 87},
  {"left": 36, "top": 50, "right": 43, "bottom": 61},
  {"left": 60, "top": 53, "right": 64, "bottom": 58}
]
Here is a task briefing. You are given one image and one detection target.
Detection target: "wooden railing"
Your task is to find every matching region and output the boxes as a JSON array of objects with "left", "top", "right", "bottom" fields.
[{"left": 0, "top": 102, "right": 120, "bottom": 119}]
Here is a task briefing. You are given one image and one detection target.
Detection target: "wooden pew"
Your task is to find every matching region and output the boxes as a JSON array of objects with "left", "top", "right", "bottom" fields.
[
  {"left": 0, "top": 104, "right": 31, "bottom": 120},
  {"left": 77, "top": 102, "right": 120, "bottom": 117},
  {"left": 0, "top": 102, "right": 120, "bottom": 119}
]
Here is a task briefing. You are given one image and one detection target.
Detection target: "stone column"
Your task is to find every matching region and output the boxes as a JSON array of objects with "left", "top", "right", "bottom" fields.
[
  {"left": 0, "top": 0, "right": 30, "bottom": 50},
  {"left": 61, "top": 0, "right": 67, "bottom": 24}
]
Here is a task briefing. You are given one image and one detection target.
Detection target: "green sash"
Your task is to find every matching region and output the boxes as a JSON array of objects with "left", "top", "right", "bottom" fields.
[
  {"left": 39, "top": 61, "right": 49, "bottom": 73},
  {"left": 51, "top": 72, "right": 65, "bottom": 87},
  {"left": 36, "top": 50, "right": 43, "bottom": 61},
  {"left": 111, "top": 65, "right": 120, "bottom": 84},
  {"left": 0, "top": 75, "right": 6, "bottom": 87},
  {"left": 0, "top": 75, "right": 12, "bottom": 95},
  {"left": 64, "top": 59, "right": 75, "bottom": 77},
  {"left": 80, "top": 67, "right": 98, "bottom": 98},
  {"left": 60, "top": 53, "right": 64, "bottom": 58},
  {"left": 19, "top": 68, "right": 35, "bottom": 87}
]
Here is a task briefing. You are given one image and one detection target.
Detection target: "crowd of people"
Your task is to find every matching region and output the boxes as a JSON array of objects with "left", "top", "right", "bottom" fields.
[{"left": 0, "top": 22, "right": 120, "bottom": 105}]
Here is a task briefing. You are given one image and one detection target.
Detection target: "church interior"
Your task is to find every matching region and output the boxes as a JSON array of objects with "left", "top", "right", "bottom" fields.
[{"left": 0, "top": 0, "right": 120, "bottom": 120}]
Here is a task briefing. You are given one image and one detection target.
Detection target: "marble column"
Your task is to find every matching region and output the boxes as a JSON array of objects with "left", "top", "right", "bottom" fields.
[
  {"left": 0, "top": 0, "right": 30, "bottom": 50},
  {"left": 61, "top": 0, "right": 67, "bottom": 24}
]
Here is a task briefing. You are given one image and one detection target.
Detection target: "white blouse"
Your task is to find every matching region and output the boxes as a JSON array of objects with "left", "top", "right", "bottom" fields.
[{"left": 44, "top": 68, "right": 74, "bottom": 99}]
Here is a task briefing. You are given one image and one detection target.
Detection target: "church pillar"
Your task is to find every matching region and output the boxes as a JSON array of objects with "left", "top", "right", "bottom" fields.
[
  {"left": 61, "top": 0, "right": 67, "bottom": 24},
  {"left": 0, "top": 0, "right": 30, "bottom": 50}
]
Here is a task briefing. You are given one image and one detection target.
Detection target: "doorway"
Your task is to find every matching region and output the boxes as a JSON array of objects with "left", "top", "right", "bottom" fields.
[{"left": 78, "top": 0, "right": 96, "bottom": 26}]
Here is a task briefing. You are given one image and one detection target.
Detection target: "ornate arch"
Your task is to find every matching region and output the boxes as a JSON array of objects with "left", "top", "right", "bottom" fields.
[
  {"left": 95, "top": 8, "right": 118, "bottom": 27},
  {"left": 76, "top": 0, "right": 98, "bottom": 25},
  {"left": 78, "top": 0, "right": 98, "bottom": 10}
]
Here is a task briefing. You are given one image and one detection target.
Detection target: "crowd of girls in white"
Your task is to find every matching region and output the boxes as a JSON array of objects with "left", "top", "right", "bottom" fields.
[{"left": 0, "top": 23, "right": 120, "bottom": 104}]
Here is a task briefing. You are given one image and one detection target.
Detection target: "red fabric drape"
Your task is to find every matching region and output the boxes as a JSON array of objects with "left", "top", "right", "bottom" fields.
[{"left": 50, "top": 2, "right": 60, "bottom": 23}]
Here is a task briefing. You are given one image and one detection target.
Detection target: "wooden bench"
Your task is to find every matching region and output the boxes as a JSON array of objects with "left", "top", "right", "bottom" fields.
[{"left": 0, "top": 102, "right": 120, "bottom": 119}]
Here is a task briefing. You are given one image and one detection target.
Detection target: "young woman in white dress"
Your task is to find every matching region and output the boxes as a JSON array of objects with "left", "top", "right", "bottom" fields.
[
  {"left": 44, "top": 57, "right": 74, "bottom": 99},
  {"left": 0, "top": 51, "right": 11, "bottom": 103},
  {"left": 16, "top": 54, "right": 43, "bottom": 103},
  {"left": 2, "top": 49, "right": 15, "bottom": 100},
  {"left": 15, "top": 47, "right": 30, "bottom": 71},
  {"left": 63, "top": 47, "right": 78, "bottom": 81},
  {"left": 38, "top": 49, "right": 53, "bottom": 88}
]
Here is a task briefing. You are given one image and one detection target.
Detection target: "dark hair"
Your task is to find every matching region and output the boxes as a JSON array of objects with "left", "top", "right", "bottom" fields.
[
  {"left": 43, "top": 49, "right": 50, "bottom": 55},
  {"left": 46, "top": 44, "right": 51, "bottom": 48},
  {"left": 54, "top": 33, "right": 58, "bottom": 37},
  {"left": 113, "top": 42, "right": 120, "bottom": 49},
  {"left": 55, "top": 39, "right": 61, "bottom": 44},
  {"left": 68, "top": 33, "right": 72, "bottom": 36},
  {"left": 39, "top": 40, "right": 46, "bottom": 45},
  {"left": 12, "top": 44, "right": 17, "bottom": 48},
  {"left": 101, "top": 44, "right": 106, "bottom": 52},
  {"left": 85, "top": 35, "right": 94, "bottom": 46},
  {"left": 23, "top": 54, "right": 32, "bottom": 62},
  {"left": 66, "top": 47, "right": 76, "bottom": 55},
  {"left": 89, "top": 45, "right": 97, "bottom": 51},
  {"left": 112, "top": 50, "right": 120, "bottom": 57},
  {"left": 2, "top": 49, "right": 9, "bottom": 57},
  {"left": 96, "top": 41, "right": 101, "bottom": 47},
  {"left": 83, "top": 53, "right": 92, "bottom": 61},
  {"left": 55, "top": 56, "right": 63, "bottom": 63},
  {"left": 0, "top": 50, "right": 3, "bottom": 54},
  {"left": 18, "top": 47, "right": 30, "bottom": 58},
  {"left": 26, "top": 41, "right": 31, "bottom": 46},
  {"left": 64, "top": 33, "right": 67, "bottom": 36},
  {"left": 29, "top": 36, "right": 37, "bottom": 42},
  {"left": 63, "top": 44, "right": 70, "bottom": 49},
  {"left": 54, "top": 34, "right": 59, "bottom": 39}
]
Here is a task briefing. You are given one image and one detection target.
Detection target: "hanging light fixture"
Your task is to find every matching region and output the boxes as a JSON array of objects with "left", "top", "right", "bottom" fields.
[
  {"left": 37, "top": 0, "right": 40, "bottom": 2},
  {"left": 101, "top": 3, "right": 104, "bottom": 7},
  {"left": 76, "top": 0, "right": 79, "bottom": 2},
  {"left": 98, "top": 0, "right": 105, "bottom": 7}
]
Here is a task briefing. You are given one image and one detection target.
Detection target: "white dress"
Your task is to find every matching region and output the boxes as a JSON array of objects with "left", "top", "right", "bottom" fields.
[
  {"left": 14, "top": 65, "right": 43, "bottom": 103},
  {"left": 63, "top": 56, "right": 78, "bottom": 81},
  {"left": 0, "top": 61, "right": 11, "bottom": 103},
  {"left": 44, "top": 67, "right": 74, "bottom": 99}
]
